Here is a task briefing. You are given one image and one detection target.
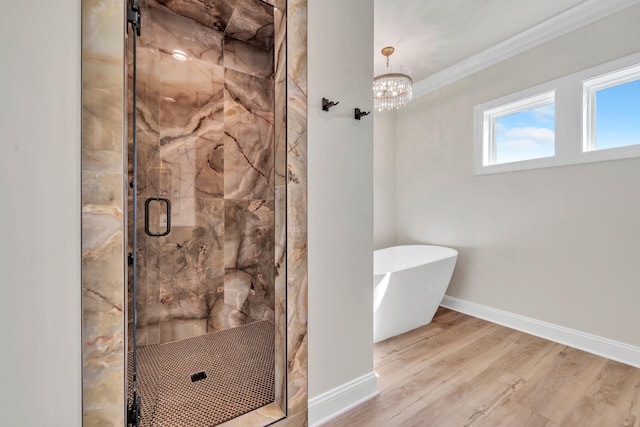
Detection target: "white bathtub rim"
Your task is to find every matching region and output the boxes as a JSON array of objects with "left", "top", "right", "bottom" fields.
[{"left": 374, "top": 244, "right": 458, "bottom": 275}]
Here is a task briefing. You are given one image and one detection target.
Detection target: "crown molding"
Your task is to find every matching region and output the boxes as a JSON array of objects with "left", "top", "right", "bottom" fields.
[{"left": 413, "top": 0, "right": 640, "bottom": 99}]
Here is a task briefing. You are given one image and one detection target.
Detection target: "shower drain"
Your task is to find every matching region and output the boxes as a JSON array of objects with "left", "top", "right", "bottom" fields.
[{"left": 190, "top": 371, "right": 207, "bottom": 382}]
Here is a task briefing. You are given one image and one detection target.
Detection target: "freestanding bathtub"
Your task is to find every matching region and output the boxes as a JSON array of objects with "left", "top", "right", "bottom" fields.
[{"left": 374, "top": 245, "right": 458, "bottom": 343}]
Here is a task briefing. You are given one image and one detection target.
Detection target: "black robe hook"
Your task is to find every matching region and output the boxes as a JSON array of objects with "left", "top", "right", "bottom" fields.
[
  {"left": 322, "top": 97, "right": 340, "bottom": 111},
  {"left": 354, "top": 108, "right": 371, "bottom": 120}
]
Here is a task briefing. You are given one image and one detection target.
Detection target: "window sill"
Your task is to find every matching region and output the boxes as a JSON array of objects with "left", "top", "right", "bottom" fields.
[{"left": 474, "top": 144, "right": 640, "bottom": 175}]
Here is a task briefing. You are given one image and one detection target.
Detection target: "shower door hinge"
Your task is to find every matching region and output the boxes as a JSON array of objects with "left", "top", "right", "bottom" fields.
[
  {"left": 127, "top": 2, "right": 141, "bottom": 37},
  {"left": 127, "top": 393, "right": 141, "bottom": 427}
]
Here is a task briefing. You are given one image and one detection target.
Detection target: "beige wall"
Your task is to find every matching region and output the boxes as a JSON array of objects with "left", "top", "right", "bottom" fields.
[
  {"left": 308, "top": 0, "right": 374, "bottom": 400},
  {"left": 0, "top": 0, "right": 82, "bottom": 425},
  {"left": 394, "top": 5, "right": 640, "bottom": 347},
  {"left": 373, "top": 111, "right": 396, "bottom": 249}
]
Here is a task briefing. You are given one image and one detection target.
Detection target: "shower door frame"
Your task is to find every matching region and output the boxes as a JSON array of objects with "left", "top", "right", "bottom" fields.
[{"left": 80, "top": 0, "right": 308, "bottom": 425}]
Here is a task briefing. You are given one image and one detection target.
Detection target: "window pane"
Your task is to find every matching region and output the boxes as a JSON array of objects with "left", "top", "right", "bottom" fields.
[
  {"left": 595, "top": 79, "right": 640, "bottom": 150},
  {"left": 495, "top": 103, "right": 555, "bottom": 164}
]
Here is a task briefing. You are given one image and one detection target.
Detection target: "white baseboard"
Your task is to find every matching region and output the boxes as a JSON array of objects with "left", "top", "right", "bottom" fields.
[
  {"left": 308, "top": 372, "right": 378, "bottom": 427},
  {"left": 441, "top": 295, "right": 640, "bottom": 368}
]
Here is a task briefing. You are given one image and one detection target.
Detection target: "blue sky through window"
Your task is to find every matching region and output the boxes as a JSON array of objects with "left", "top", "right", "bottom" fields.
[
  {"left": 595, "top": 78, "right": 640, "bottom": 150},
  {"left": 495, "top": 103, "right": 555, "bottom": 164}
]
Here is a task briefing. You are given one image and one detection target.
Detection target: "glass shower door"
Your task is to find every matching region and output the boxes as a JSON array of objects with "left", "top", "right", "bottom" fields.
[{"left": 126, "top": 0, "right": 286, "bottom": 425}]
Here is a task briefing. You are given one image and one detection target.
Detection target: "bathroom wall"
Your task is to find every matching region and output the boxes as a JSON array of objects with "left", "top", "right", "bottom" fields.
[
  {"left": 0, "top": 0, "right": 82, "bottom": 426},
  {"left": 307, "top": 0, "right": 375, "bottom": 419},
  {"left": 373, "top": 111, "right": 396, "bottom": 249},
  {"left": 394, "top": 4, "right": 640, "bottom": 347},
  {"left": 128, "top": 0, "right": 280, "bottom": 346}
]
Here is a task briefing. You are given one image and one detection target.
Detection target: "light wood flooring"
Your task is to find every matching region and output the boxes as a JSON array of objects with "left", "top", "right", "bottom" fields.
[{"left": 323, "top": 308, "right": 640, "bottom": 427}]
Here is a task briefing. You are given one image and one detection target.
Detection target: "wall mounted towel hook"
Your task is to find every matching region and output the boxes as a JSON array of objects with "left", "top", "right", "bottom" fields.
[
  {"left": 322, "top": 97, "right": 339, "bottom": 111},
  {"left": 354, "top": 108, "right": 371, "bottom": 120}
]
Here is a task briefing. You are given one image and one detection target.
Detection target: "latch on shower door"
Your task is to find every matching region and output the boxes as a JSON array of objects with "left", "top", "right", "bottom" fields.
[{"left": 144, "top": 197, "right": 171, "bottom": 237}]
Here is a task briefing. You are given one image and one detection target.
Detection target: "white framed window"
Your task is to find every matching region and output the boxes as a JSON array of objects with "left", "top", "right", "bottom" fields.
[
  {"left": 583, "top": 64, "right": 640, "bottom": 152},
  {"left": 474, "top": 52, "right": 640, "bottom": 175},
  {"left": 482, "top": 91, "right": 555, "bottom": 166}
]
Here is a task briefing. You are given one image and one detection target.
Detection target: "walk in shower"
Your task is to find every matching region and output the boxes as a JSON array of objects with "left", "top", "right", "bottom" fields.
[{"left": 125, "top": 0, "right": 287, "bottom": 425}]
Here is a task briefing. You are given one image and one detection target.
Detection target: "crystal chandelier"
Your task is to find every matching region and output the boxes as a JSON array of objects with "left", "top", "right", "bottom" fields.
[{"left": 373, "top": 46, "right": 413, "bottom": 112}]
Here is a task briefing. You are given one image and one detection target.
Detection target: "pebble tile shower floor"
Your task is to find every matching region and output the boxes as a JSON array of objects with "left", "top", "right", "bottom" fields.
[{"left": 127, "top": 320, "right": 275, "bottom": 426}]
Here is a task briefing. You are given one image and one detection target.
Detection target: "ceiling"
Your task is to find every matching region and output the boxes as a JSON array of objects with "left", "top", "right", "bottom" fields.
[{"left": 374, "top": 0, "right": 589, "bottom": 82}]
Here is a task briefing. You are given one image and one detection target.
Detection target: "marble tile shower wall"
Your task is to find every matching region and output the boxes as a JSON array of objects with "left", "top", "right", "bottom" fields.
[{"left": 129, "top": 0, "right": 280, "bottom": 346}]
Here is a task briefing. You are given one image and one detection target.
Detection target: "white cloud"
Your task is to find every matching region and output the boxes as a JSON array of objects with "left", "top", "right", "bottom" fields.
[
  {"left": 504, "top": 126, "right": 554, "bottom": 144},
  {"left": 503, "top": 139, "right": 539, "bottom": 149},
  {"left": 532, "top": 104, "right": 555, "bottom": 122}
]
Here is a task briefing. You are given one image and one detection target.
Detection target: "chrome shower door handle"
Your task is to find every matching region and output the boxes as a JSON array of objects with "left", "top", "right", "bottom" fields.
[{"left": 144, "top": 197, "right": 171, "bottom": 237}]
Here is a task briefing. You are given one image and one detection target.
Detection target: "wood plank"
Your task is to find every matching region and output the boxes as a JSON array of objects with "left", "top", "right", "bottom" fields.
[{"left": 322, "top": 307, "right": 640, "bottom": 427}]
